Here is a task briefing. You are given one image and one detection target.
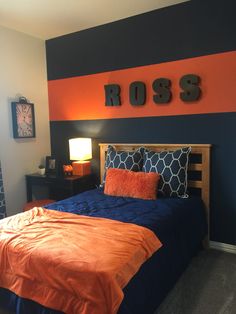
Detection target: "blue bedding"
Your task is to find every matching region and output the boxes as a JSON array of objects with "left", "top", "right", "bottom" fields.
[{"left": 0, "top": 188, "right": 207, "bottom": 314}]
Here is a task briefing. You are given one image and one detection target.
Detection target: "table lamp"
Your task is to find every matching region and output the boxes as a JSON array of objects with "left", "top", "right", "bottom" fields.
[{"left": 69, "top": 138, "right": 92, "bottom": 176}]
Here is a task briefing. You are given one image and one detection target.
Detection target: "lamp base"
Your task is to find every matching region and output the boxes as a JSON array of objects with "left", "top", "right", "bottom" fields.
[{"left": 72, "top": 161, "right": 91, "bottom": 176}]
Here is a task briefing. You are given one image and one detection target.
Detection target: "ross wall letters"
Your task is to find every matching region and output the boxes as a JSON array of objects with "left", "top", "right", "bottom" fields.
[{"left": 105, "top": 74, "right": 201, "bottom": 106}]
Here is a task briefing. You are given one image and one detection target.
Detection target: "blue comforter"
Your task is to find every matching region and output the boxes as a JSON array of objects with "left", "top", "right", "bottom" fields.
[
  {"left": 46, "top": 188, "right": 206, "bottom": 244},
  {"left": 0, "top": 188, "right": 207, "bottom": 314}
]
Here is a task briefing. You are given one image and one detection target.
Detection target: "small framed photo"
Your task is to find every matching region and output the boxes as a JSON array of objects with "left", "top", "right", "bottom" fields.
[
  {"left": 45, "top": 156, "right": 58, "bottom": 176},
  {"left": 11, "top": 97, "right": 36, "bottom": 139}
]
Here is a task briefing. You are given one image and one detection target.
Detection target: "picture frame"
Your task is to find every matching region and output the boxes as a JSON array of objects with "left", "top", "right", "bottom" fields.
[
  {"left": 45, "top": 156, "right": 58, "bottom": 176},
  {"left": 11, "top": 97, "right": 36, "bottom": 139}
]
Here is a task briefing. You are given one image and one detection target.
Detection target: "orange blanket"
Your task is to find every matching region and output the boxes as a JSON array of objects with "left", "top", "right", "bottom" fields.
[{"left": 0, "top": 208, "right": 162, "bottom": 314}]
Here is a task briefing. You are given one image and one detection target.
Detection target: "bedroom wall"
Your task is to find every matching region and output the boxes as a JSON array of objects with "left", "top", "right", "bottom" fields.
[
  {"left": 46, "top": 1, "right": 236, "bottom": 245},
  {"left": 0, "top": 26, "right": 51, "bottom": 216}
]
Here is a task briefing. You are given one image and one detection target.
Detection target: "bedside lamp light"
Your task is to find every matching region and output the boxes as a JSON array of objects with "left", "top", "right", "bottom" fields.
[{"left": 69, "top": 138, "right": 92, "bottom": 176}]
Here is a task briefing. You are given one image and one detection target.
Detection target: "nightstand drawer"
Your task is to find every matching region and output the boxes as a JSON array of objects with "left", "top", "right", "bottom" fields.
[{"left": 26, "top": 173, "right": 95, "bottom": 201}]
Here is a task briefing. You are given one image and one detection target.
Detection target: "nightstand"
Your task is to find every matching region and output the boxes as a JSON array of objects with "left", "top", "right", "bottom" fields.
[{"left": 25, "top": 173, "right": 95, "bottom": 202}]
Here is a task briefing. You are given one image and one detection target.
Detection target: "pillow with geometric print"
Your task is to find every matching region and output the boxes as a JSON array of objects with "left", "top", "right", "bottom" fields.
[
  {"left": 102, "top": 145, "right": 143, "bottom": 185},
  {"left": 142, "top": 147, "right": 191, "bottom": 197}
]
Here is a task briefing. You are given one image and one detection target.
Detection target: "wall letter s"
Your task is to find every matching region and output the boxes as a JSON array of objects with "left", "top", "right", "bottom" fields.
[{"left": 179, "top": 74, "right": 201, "bottom": 101}]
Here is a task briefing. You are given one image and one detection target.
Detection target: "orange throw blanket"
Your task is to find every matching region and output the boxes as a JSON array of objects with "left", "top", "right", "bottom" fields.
[{"left": 0, "top": 208, "right": 162, "bottom": 314}]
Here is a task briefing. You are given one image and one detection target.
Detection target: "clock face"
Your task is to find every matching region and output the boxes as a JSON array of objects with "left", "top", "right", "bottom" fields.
[{"left": 16, "top": 104, "right": 33, "bottom": 137}]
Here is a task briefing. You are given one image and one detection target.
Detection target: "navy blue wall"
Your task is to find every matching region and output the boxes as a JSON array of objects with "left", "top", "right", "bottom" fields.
[
  {"left": 46, "top": 0, "right": 236, "bottom": 245},
  {"left": 46, "top": 1, "right": 235, "bottom": 80}
]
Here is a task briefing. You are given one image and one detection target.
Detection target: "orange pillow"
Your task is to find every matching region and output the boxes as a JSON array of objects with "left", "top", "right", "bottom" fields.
[{"left": 104, "top": 168, "right": 160, "bottom": 200}]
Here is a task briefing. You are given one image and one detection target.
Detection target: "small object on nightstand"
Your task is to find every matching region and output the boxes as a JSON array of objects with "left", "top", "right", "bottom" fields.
[
  {"left": 69, "top": 138, "right": 92, "bottom": 176},
  {"left": 38, "top": 165, "right": 45, "bottom": 175},
  {"left": 63, "top": 165, "right": 73, "bottom": 176},
  {"left": 45, "top": 156, "right": 58, "bottom": 176}
]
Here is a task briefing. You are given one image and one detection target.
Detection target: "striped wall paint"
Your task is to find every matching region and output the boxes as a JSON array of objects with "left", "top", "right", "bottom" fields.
[
  {"left": 48, "top": 51, "right": 236, "bottom": 121},
  {"left": 46, "top": 0, "right": 236, "bottom": 245}
]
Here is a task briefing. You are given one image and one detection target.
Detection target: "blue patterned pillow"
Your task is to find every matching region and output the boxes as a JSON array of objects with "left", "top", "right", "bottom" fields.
[
  {"left": 142, "top": 147, "right": 191, "bottom": 197},
  {"left": 102, "top": 145, "right": 143, "bottom": 184}
]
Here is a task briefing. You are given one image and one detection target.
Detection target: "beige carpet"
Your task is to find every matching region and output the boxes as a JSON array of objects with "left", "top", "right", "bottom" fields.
[{"left": 155, "top": 249, "right": 236, "bottom": 314}]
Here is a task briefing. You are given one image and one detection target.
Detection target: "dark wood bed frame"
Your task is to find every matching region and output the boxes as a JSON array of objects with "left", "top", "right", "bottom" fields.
[{"left": 99, "top": 143, "right": 211, "bottom": 244}]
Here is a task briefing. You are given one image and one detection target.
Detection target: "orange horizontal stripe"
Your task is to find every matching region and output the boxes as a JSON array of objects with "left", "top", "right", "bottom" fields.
[{"left": 48, "top": 51, "right": 236, "bottom": 121}]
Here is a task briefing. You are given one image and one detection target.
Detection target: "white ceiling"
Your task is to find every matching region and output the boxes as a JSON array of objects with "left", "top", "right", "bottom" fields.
[{"left": 0, "top": 0, "right": 188, "bottom": 40}]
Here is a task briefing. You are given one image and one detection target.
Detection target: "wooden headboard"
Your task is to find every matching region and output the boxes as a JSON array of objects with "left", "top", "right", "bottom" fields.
[{"left": 99, "top": 143, "right": 211, "bottom": 232}]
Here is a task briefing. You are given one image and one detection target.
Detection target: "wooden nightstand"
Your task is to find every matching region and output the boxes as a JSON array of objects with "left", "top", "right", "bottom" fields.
[{"left": 25, "top": 173, "right": 95, "bottom": 202}]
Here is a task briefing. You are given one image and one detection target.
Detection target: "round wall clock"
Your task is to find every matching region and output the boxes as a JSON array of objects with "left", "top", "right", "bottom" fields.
[{"left": 11, "top": 97, "right": 36, "bottom": 138}]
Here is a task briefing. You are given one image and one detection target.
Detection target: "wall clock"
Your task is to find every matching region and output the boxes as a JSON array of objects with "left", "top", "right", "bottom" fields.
[{"left": 11, "top": 97, "right": 36, "bottom": 138}]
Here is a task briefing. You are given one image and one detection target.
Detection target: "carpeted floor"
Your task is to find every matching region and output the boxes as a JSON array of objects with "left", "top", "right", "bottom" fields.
[
  {"left": 155, "top": 249, "right": 236, "bottom": 314},
  {"left": 0, "top": 249, "right": 235, "bottom": 314}
]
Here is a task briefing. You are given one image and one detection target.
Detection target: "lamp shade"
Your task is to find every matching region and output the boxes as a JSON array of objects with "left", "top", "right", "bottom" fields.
[{"left": 69, "top": 138, "right": 92, "bottom": 161}]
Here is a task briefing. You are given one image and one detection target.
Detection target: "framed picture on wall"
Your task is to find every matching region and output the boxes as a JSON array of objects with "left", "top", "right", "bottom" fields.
[
  {"left": 45, "top": 156, "right": 58, "bottom": 176},
  {"left": 11, "top": 97, "right": 36, "bottom": 139}
]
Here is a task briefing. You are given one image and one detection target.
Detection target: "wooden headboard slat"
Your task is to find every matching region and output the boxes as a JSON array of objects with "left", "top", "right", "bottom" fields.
[
  {"left": 188, "top": 164, "right": 202, "bottom": 171},
  {"left": 188, "top": 180, "right": 202, "bottom": 188}
]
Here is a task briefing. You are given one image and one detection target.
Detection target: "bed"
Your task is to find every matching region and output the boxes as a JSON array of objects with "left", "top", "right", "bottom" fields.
[{"left": 0, "top": 143, "right": 211, "bottom": 314}]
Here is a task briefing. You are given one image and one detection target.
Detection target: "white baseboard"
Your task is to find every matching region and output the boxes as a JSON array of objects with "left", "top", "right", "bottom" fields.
[{"left": 209, "top": 241, "right": 236, "bottom": 254}]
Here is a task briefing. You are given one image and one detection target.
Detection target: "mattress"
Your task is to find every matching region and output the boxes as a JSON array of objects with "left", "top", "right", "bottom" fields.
[{"left": 0, "top": 188, "right": 207, "bottom": 314}]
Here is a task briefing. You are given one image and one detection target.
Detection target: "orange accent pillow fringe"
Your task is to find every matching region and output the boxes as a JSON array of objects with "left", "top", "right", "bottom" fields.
[{"left": 104, "top": 168, "right": 160, "bottom": 200}]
